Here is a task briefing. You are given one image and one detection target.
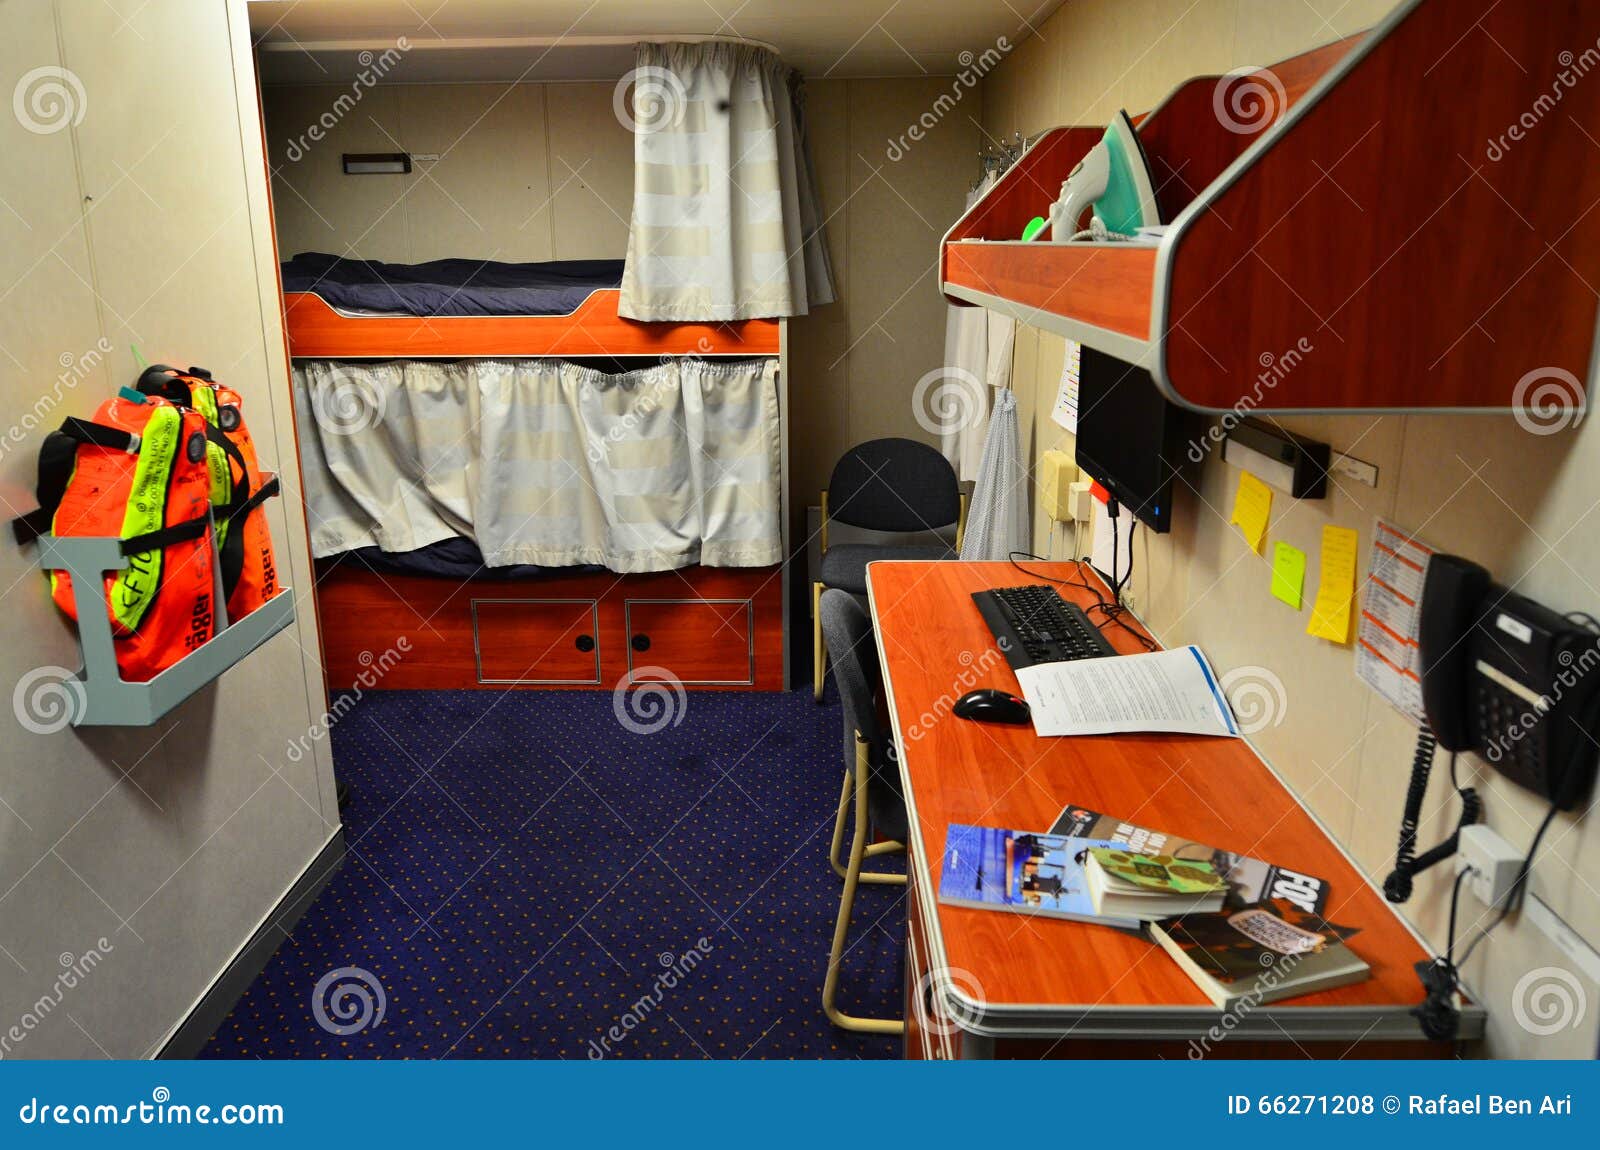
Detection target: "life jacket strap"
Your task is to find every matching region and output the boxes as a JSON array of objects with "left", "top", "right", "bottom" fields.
[
  {"left": 119, "top": 512, "right": 212, "bottom": 557},
  {"left": 225, "top": 474, "right": 280, "bottom": 524}
]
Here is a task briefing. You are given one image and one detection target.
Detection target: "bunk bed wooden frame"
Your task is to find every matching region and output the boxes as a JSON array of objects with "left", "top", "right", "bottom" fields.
[{"left": 282, "top": 287, "right": 789, "bottom": 693}]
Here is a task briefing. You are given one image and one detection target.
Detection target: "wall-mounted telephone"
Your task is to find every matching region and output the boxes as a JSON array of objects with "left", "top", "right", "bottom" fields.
[{"left": 1385, "top": 554, "right": 1600, "bottom": 905}]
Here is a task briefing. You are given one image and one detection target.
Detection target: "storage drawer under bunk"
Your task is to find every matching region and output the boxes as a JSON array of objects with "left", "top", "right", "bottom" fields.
[{"left": 315, "top": 565, "right": 783, "bottom": 691}]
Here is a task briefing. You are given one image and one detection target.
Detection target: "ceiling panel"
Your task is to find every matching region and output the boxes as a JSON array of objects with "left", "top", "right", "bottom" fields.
[{"left": 249, "top": 0, "right": 1065, "bottom": 83}]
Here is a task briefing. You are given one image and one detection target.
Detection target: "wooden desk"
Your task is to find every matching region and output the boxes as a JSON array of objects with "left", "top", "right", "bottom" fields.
[{"left": 866, "top": 561, "right": 1484, "bottom": 1059}]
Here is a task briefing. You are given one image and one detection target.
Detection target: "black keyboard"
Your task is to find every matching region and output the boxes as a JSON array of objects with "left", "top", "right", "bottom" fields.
[{"left": 972, "top": 584, "right": 1116, "bottom": 670}]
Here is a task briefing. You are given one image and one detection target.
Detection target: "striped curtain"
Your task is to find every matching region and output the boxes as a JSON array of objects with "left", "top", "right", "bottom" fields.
[
  {"left": 619, "top": 41, "right": 834, "bottom": 321},
  {"left": 292, "top": 358, "right": 782, "bottom": 572}
]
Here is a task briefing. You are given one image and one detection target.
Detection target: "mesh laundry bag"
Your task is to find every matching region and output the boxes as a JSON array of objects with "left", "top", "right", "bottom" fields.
[{"left": 959, "top": 388, "right": 1029, "bottom": 561}]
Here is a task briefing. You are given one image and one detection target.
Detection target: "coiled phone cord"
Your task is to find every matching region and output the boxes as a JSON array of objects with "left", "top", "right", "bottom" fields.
[{"left": 1383, "top": 731, "right": 1481, "bottom": 904}]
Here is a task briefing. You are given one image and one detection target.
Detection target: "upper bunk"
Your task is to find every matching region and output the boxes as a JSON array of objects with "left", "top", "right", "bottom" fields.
[{"left": 279, "top": 252, "right": 782, "bottom": 359}]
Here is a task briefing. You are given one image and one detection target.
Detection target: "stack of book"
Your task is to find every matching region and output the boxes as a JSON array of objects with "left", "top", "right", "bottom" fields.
[{"left": 937, "top": 804, "right": 1369, "bottom": 1009}]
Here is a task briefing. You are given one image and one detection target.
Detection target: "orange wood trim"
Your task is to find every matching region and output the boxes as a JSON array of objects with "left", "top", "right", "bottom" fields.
[
  {"left": 943, "top": 35, "right": 1360, "bottom": 252},
  {"left": 947, "top": 126, "right": 1105, "bottom": 246},
  {"left": 945, "top": 242, "right": 1155, "bottom": 340},
  {"left": 1163, "top": 0, "right": 1600, "bottom": 410},
  {"left": 283, "top": 290, "right": 781, "bottom": 359},
  {"left": 1139, "top": 35, "right": 1363, "bottom": 222},
  {"left": 315, "top": 563, "right": 784, "bottom": 691},
  {"left": 870, "top": 561, "right": 1453, "bottom": 1029}
]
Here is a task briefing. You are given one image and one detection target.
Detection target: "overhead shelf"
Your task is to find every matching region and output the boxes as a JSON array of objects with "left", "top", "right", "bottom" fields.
[{"left": 941, "top": 0, "right": 1600, "bottom": 414}]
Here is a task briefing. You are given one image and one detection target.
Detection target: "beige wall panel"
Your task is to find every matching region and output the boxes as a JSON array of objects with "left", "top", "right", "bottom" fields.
[
  {"left": 545, "top": 83, "right": 634, "bottom": 259},
  {"left": 1235, "top": 0, "right": 1401, "bottom": 65},
  {"left": 397, "top": 83, "right": 554, "bottom": 262},
  {"left": 784, "top": 80, "right": 852, "bottom": 535},
  {"left": 264, "top": 85, "right": 413, "bottom": 261},
  {"left": 845, "top": 78, "right": 978, "bottom": 449},
  {"left": 0, "top": 0, "right": 335, "bottom": 1059}
]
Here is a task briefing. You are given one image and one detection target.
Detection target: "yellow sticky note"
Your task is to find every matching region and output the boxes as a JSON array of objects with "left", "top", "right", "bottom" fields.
[
  {"left": 1307, "top": 525, "right": 1359, "bottom": 644},
  {"left": 1230, "top": 470, "right": 1272, "bottom": 554},
  {"left": 1271, "top": 542, "right": 1306, "bottom": 610}
]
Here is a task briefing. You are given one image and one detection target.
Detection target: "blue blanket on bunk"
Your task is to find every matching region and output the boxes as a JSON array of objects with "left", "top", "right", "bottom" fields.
[
  {"left": 280, "top": 252, "right": 626, "bottom": 318},
  {"left": 321, "top": 537, "right": 605, "bottom": 582}
]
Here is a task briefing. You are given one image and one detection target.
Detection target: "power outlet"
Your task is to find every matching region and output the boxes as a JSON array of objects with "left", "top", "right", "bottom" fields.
[
  {"left": 1457, "top": 824, "right": 1523, "bottom": 909},
  {"left": 1067, "top": 480, "right": 1094, "bottom": 523}
]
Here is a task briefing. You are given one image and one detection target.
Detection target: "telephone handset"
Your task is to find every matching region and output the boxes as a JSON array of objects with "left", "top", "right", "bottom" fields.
[
  {"left": 1419, "top": 555, "right": 1599, "bottom": 806},
  {"left": 1385, "top": 554, "right": 1600, "bottom": 905}
]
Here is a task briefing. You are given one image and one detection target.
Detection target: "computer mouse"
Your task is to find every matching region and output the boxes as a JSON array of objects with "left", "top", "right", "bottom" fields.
[{"left": 953, "top": 688, "right": 1032, "bottom": 725}]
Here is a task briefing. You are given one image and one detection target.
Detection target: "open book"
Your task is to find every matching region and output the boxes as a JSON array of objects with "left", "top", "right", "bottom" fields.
[{"left": 1013, "top": 646, "right": 1238, "bottom": 738}]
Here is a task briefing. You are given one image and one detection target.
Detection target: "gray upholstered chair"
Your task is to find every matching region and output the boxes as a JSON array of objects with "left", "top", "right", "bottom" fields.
[
  {"left": 819, "top": 588, "right": 908, "bottom": 1034},
  {"left": 814, "top": 438, "right": 966, "bottom": 701}
]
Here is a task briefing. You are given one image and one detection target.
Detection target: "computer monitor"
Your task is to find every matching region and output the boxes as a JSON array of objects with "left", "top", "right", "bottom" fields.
[{"left": 1072, "top": 346, "right": 1199, "bottom": 535}]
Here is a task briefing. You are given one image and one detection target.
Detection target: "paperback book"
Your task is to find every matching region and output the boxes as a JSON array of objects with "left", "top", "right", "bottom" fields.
[
  {"left": 1082, "top": 846, "right": 1227, "bottom": 920},
  {"left": 937, "top": 824, "right": 1141, "bottom": 930},
  {"left": 1050, "top": 804, "right": 1329, "bottom": 913},
  {"left": 1149, "top": 900, "right": 1369, "bottom": 1009}
]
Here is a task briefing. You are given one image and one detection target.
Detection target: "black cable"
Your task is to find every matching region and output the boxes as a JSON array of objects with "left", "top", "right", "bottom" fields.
[
  {"left": 1411, "top": 797, "right": 1561, "bottom": 1041},
  {"left": 1445, "top": 866, "right": 1470, "bottom": 967},
  {"left": 1005, "top": 550, "right": 1158, "bottom": 652}
]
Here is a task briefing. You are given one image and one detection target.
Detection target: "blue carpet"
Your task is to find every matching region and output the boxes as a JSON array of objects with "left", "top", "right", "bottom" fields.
[{"left": 201, "top": 687, "right": 904, "bottom": 1059}]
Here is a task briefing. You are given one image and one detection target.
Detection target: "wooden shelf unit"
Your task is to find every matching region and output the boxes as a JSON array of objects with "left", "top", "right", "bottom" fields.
[{"left": 941, "top": 0, "right": 1600, "bottom": 414}]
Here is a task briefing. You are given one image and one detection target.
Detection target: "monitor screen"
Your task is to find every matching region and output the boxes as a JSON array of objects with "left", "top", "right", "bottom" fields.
[{"left": 1072, "top": 346, "right": 1198, "bottom": 534}]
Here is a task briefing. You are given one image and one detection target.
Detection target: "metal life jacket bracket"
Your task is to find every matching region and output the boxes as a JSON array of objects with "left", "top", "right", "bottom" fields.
[{"left": 17, "top": 477, "right": 294, "bottom": 727}]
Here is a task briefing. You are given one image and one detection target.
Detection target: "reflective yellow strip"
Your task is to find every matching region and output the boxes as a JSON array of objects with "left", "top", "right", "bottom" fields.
[
  {"left": 110, "top": 405, "right": 179, "bottom": 632},
  {"left": 191, "top": 382, "right": 218, "bottom": 425},
  {"left": 192, "top": 384, "right": 233, "bottom": 550},
  {"left": 206, "top": 439, "right": 232, "bottom": 552}
]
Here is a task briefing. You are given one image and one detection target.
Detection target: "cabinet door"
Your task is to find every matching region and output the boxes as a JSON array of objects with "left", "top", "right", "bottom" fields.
[
  {"left": 623, "top": 599, "right": 753, "bottom": 685},
  {"left": 472, "top": 599, "right": 601, "bottom": 684}
]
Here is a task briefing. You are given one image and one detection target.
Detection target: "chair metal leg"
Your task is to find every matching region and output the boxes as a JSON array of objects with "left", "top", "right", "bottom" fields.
[
  {"left": 812, "top": 581, "right": 827, "bottom": 702},
  {"left": 828, "top": 766, "right": 852, "bottom": 877},
  {"left": 829, "top": 766, "right": 906, "bottom": 885},
  {"left": 823, "top": 736, "right": 905, "bottom": 1034}
]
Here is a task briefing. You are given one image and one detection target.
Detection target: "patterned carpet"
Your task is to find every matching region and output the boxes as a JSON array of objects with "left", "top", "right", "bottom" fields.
[{"left": 201, "top": 686, "right": 905, "bottom": 1059}]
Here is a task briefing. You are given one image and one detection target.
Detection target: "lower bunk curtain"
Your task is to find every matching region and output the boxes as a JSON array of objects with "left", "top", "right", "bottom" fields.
[{"left": 293, "top": 357, "right": 781, "bottom": 573}]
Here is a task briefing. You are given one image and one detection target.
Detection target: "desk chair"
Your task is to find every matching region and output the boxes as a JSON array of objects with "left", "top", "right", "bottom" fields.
[
  {"left": 819, "top": 588, "right": 908, "bottom": 1035},
  {"left": 814, "top": 438, "right": 967, "bottom": 701}
]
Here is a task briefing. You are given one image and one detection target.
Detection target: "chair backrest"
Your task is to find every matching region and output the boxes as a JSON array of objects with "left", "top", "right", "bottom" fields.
[
  {"left": 826, "top": 437, "right": 960, "bottom": 534},
  {"left": 819, "top": 588, "right": 886, "bottom": 770}
]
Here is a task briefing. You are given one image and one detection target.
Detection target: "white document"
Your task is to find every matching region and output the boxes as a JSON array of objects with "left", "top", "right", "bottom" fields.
[
  {"left": 1051, "top": 340, "right": 1081, "bottom": 432},
  {"left": 1354, "top": 518, "right": 1433, "bottom": 724},
  {"left": 1014, "top": 646, "right": 1239, "bottom": 738}
]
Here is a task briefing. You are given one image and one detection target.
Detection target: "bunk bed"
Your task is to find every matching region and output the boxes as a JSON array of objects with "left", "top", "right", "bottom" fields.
[{"left": 280, "top": 254, "right": 787, "bottom": 692}]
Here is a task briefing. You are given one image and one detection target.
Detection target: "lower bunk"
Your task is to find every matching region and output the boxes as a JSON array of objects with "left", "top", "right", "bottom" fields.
[{"left": 316, "top": 559, "right": 783, "bottom": 692}]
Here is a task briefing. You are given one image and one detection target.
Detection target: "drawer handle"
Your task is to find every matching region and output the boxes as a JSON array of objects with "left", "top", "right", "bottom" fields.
[
  {"left": 574, "top": 634, "right": 595, "bottom": 653},
  {"left": 630, "top": 633, "right": 651, "bottom": 652}
]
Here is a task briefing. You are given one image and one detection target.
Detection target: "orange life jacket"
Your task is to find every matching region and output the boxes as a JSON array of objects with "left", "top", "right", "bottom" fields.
[
  {"left": 12, "top": 394, "right": 218, "bottom": 683},
  {"left": 136, "top": 365, "right": 280, "bottom": 620}
]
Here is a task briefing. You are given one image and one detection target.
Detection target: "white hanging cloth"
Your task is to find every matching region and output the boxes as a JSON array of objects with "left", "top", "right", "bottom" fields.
[
  {"left": 959, "top": 388, "right": 1029, "bottom": 561},
  {"left": 942, "top": 173, "right": 1012, "bottom": 482}
]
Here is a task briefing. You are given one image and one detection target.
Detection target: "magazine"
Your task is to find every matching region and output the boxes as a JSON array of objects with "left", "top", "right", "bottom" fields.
[
  {"left": 937, "top": 825, "right": 1142, "bottom": 930},
  {"left": 1048, "top": 804, "right": 1328, "bottom": 913}
]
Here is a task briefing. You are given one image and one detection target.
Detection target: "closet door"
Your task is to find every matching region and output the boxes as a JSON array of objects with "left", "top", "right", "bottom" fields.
[
  {"left": 622, "top": 599, "right": 755, "bottom": 686},
  {"left": 472, "top": 599, "right": 602, "bottom": 684}
]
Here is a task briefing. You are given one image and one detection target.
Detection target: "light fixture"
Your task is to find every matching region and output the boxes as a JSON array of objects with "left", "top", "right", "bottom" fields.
[{"left": 342, "top": 152, "right": 411, "bottom": 175}]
